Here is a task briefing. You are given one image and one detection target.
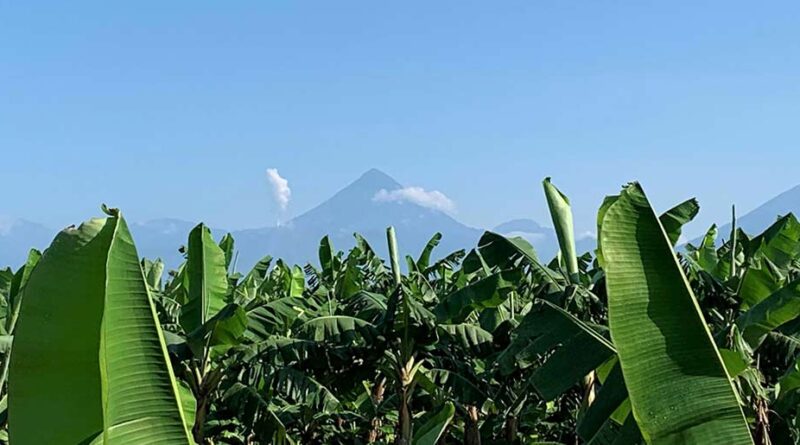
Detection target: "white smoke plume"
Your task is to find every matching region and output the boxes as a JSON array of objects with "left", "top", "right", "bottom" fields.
[{"left": 266, "top": 168, "right": 291, "bottom": 211}]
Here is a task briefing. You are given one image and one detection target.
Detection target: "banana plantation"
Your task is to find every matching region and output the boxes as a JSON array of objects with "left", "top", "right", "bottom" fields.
[{"left": 2, "top": 179, "right": 800, "bottom": 445}]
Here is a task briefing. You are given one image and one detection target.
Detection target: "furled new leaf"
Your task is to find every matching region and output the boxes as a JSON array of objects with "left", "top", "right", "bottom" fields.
[{"left": 543, "top": 177, "right": 579, "bottom": 281}]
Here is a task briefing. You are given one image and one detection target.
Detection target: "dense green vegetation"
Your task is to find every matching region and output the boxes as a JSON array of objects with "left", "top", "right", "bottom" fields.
[{"left": 1, "top": 180, "right": 799, "bottom": 444}]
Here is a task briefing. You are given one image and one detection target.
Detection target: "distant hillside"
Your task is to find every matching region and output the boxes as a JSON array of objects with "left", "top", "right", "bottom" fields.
[
  {"left": 494, "top": 218, "right": 548, "bottom": 234},
  {"left": 690, "top": 184, "right": 800, "bottom": 245},
  {"left": 1, "top": 169, "right": 607, "bottom": 270},
  {"left": 727, "top": 185, "right": 800, "bottom": 234},
  {"left": 230, "top": 169, "right": 483, "bottom": 268},
  {"left": 117, "top": 169, "right": 481, "bottom": 269},
  {"left": 0, "top": 218, "right": 53, "bottom": 267}
]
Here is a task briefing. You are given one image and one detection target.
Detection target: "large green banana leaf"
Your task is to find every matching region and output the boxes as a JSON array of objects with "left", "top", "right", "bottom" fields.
[
  {"left": 416, "top": 232, "right": 443, "bottom": 271},
  {"left": 0, "top": 249, "right": 42, "bottom": 411},
  {"left": 6, "top": 249, "right": 41, "bottom": 334},
  {"left": 497, "top": 300, "right": 615, "bottom": 400},
  {"left": 477, "top": 231, "right": 560, "bottom": 285},
  {"left": 740, "top": 214, "right": 800, "bottom": 307},
  {"left": 270, "top": 368, "right": 340, "bottom": 413},
  {"left": 436, "top": 323, "right": 494, "bottom": 356},
  {"left": 691, "top": 225, "right": 720, "bottom": 272},
  {"left": 659, "top": 198, "right": 700, "bottom": 247},
  {"left": 181, "top": 223, "right": 229, "bottom": 336},
  {"left": 579, "top": 360, "right": 624, "bottom": 433},
  {"left": 9, "top": 209, "right": 191, "bottom": 444},
  {"left": 318, "top": 235, "right": 337, "bottom": 284},
  {"left": 779, "top": 355, "right": 800, "bottom": 394},
  {"left": 334, "top": 251, "right": 361, "bottom": 299},
  {"left": 747, "top": 213, "right": 800, "bottom": 269},
  {"left": 245, "top": 296, "right": 321, "bottom": 341},
  {"left": 220, "top": 382, "right": 293, "bottom": 445},
  {"left": 218, "top": 232, "right": 235, "bottom": 269},
  {"left": 236, "top": 336, "right": 321, "bottom": 367},
  {"left": 738, "top": 258, "right": 783, "bottom": 307},
  {"left": 434, "top": 270, "right": 520, "bottom": 323},
  {"left": 417, "top": 367, "right": 487, "bottom": 405},
  {"left": 296, "top": 315, "right": 379, "bottom": 346},
  {"left": 599, "top": 184, "right": 753, "bottom": 445},
  {"left": 412, "top": 402, "right": 455, "bottom": 445},
  {"left": 736, "top": 276, "right": 800, "bottom": 347},
  {"left": 341, "top": 290, "right": 387, "bottom": 323}
]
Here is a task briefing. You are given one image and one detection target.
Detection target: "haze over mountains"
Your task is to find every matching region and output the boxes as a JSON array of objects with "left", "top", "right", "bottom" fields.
[{"left": 2, "top": 170, "right": 800, "bottom": 270}]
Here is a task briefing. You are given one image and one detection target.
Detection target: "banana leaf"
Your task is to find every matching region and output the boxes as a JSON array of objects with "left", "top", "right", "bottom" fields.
[
  {"left": 599, "top": 183, "right": 753, "bottom": 445},
  {"left": 9, "top": 208, "right": 191, "bottom": 444}
]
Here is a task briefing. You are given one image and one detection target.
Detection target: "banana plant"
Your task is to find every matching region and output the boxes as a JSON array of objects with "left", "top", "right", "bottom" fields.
[
  {"left": 170, "top": 224, "right": 248, "bottom": 444},
  {"left": 3, "top": 181, "right": 800, "bottom": 444},
  {"left": 682, "top": 211, "right": 800, "bottom": 445},
  {"left": 600, "top": 184, "right": 754, "bottom": 445},
  {"left": 9, "top": 207, "right": 192, "bottom": 444},
  {"left": 0, "top": 248, "right": 40, "bottom": 422}
]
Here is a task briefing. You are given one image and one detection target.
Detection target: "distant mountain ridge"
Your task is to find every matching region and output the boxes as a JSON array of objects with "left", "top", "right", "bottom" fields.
[
  {"left": 0, "top": 218, "right": 53, "bottom": 268},
  {"left": 725, "top": 184, "right": 800, "bottom": 235},
  {"left": 1, "top": 170, "right": 486, "bottom": 270},
  {"left": 6, "top": 171, "right": 796, "bottom": 271},
  {"left": 228, "top": 169, "right": 483, "bottom": 268},
  {"left": 689, "top": 184, "right": 800, "bottom": 245}
]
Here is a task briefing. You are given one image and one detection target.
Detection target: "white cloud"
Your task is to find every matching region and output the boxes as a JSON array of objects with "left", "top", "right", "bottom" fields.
[
  {"left": 578, "top": 230, "right": 597, "bottom": 240},
  {"left": 373, "top": 187, "right": 456, "bottom": 213},
  {"left": 266, "top": 168, "right": 291, "bottom": 211}
]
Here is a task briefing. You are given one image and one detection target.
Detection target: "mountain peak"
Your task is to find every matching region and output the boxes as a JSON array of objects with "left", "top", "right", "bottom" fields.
[
  {"left": 289, "top": 169, "right": 402, "bottom": 227},
  {"left": 352, "top": 168, "right": 402, "bottom": 191}
]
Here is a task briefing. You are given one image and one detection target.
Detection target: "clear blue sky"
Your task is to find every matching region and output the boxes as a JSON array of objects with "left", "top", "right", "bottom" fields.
[{"left": 2, "top": 2, "right": 800, "bottom": 237}]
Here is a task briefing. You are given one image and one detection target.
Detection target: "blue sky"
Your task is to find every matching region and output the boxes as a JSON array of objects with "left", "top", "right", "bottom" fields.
[{"left": 2, "top": 2, "right": 800, "bottom": 237}]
